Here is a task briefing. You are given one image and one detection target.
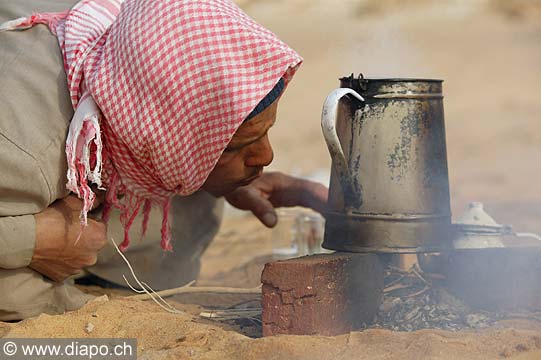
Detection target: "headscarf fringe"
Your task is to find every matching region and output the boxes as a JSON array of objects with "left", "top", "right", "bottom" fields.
[
  {"left": 141, "top": 199, "right": 153, "bottom": 238},
  {"left": 65, "top": 94, "right": 104, "bottom": 226},
  {"left": 0, "top": 11, "right": 68, "bottom": 34},
  {"left": 100, "top": 170, "right": 115, "bottom": 222},
  {"left": 119, "top": 197, "right": 142, "bottom": 252},
  {"left": 160, "top": 199, "right": 173, "bottom": 251}
]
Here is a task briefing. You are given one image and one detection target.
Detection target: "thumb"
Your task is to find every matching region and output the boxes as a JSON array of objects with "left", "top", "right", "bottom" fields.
[{"left": 229, "top": 186, "right": 278, "bottom": 227}]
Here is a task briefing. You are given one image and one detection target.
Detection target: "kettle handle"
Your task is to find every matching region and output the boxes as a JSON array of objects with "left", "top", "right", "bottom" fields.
[{"left": 321, "top": 88, "right": 365, "bottom": 209}]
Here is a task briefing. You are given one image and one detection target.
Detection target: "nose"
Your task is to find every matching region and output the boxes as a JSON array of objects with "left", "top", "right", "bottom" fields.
[{"left": 245, "top": 135, "right": 274, "bottom": 168}]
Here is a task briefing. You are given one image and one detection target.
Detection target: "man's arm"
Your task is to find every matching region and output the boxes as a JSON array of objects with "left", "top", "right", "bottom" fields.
[{"left": 0, "top": 194, "right": 107, "bottom": 282}]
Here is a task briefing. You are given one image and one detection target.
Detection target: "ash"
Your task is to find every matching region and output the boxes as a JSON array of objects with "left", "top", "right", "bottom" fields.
[{"left": 372, "top": 265, "right": 503, "bottom": 332}]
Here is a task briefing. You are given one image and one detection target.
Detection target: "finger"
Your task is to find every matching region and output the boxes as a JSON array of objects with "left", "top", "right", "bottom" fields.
[
  {"left": 53, "top": 195, "right": 87, "bottom": 225},
  {"left": 268, "top": 179, "right": 328, "bottom": 214},
  {"left": 62, "top": 192, "right": 102, "bottom": 212},
  {"left": 298, "top": 181, "right": 329, "bottom": 214},
  {"left": 73, "top": 222, "right": 104, "bottom": 251},
  {"left": 83, "top": 254, "right": 98, "bottom": 267},
  {"left": 85, "top": 220, "right": 108, "bottom": 251},
  {"left": 240, "top": 186, "right": 278, "bottom": 227}
]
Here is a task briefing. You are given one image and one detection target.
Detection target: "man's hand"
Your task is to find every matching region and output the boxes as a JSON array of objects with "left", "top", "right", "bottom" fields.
[
  {"left": 224, "top": 171, "right": 328, "bottom": 227},
  {"left": 30, "top": 194, "right": 107, "bottom": 282}
]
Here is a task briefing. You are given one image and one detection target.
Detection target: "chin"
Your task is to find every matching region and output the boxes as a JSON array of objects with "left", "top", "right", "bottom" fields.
[
  {"left": 204, "top": 176, "right": 257, "bottom": 197},
  {"left": 205, "top": 183, "right": 238, "bottom": 198}
]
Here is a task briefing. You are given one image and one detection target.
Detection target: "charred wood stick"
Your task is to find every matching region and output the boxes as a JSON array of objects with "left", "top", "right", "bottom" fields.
[
  {"left": 383, "top": 282, "right": 413, "bottom": 293},
  {"left": 405, "top": 285, "right": 430, "bottom": 298},
  {"left": 387, "top": 265, "right": 410, "bottom": 274},
  {"left": 411, "top": 265, "right": 429, "bottom": 285},
  {"left": 383, "top": 272, "right": 410, "bottom": 288}
]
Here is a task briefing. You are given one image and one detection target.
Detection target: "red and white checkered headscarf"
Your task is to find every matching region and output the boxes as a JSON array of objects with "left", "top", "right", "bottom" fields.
[{"left": 0, "top": 0, "right": 302, "bottom": 251}]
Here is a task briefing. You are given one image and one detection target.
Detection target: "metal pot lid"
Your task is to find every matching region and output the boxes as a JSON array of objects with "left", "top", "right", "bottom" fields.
[
  {"left": 455, "top": 202, "right": 509, "bottom": 234},
  {"left": 452, "top": 202, "right": 541, "bottom": 250},
  {"left": 339, "top": 73, "right": 442, "bottom": 99}
]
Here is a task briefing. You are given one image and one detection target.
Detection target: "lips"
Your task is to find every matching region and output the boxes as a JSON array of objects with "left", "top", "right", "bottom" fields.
[{"left": 238, "top": 172, "right": 262, "bottom": 186}]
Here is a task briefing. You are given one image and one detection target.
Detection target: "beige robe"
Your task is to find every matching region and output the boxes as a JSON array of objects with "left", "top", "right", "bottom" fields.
[{"left": 0, "top": 0, "right": 223, "bottom": 320}]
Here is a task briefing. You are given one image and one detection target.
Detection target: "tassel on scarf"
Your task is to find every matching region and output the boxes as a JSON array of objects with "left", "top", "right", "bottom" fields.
[
  {"left": 65, "top": 93, "right": 103, "bottom": 226},
  {"left": 0, "top": 11, "right": 68, "bottom": 34}
]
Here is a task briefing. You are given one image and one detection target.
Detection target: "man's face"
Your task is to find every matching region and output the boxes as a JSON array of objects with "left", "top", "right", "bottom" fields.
[{"left": 202, "top": 100, "right": 278, "bottom": 197}]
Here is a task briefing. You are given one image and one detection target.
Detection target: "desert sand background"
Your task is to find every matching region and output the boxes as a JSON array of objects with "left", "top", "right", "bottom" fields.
[
  {"left": 245, "top": 0, "right": 541, "bottom": 229},
  {"left": 4, "top": 1, "right": 541, "bottom": 359},
  {"left": 200, "top": 0, "right": 541, "bottom": 285}
]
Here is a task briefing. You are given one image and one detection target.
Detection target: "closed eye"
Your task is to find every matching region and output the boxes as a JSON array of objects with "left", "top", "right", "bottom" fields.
[{"left": 225, "top": 131, "right": 268, "bottom": 152}]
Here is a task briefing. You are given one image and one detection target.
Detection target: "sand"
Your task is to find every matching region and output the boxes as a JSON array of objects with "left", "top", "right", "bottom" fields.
[
  {"left": 3, "top": 297, "right": 540, "bottom": 359},
  {"left": 3, "top": 0, "right": 541, "bottom": 358}
]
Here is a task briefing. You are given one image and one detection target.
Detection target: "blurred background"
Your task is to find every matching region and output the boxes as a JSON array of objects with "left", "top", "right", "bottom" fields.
[
  {"left": 240, "top": 0, "right": 541, "bottom": 228},
  {"left": 199, "top": 0, "right": 541, "bottom": 284}
]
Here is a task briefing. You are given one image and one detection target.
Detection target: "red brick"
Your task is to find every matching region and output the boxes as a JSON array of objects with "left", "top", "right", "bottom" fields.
[{"left": 261, "top": 252, "right": 383, "bottom": 336}]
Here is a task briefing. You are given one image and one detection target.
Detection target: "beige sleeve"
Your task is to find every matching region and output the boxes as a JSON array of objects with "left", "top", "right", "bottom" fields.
[
  {"left": 0, "top": 0, "right": 78, "bottom": 270},
  {"left": 0, "top": 216, "right": 35, "bottom": 269},
  {"left": 0, "top": 133, "right": 51, "bottom": 270},
  {"left": 0, "top": 133, "right": 49, "bottom": 270}
]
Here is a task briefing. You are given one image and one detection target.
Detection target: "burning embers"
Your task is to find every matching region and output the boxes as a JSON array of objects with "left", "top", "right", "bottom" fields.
[
  {"left": 372, "top": 265, "right": 541, "bottom": 332},
  {"left": 205, "top": 259, "right": 541, "bottom": 338}
]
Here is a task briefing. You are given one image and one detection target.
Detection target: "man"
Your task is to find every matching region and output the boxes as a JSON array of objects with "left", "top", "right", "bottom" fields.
[{"left": 0, "top": 0, "right": 327, "bottom": 320}]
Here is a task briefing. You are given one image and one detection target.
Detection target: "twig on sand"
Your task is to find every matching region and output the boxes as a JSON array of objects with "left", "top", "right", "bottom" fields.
[
  {"left": 111, "top": 237, "right": 183, "bottom": 314},
  {"left": 128, "top": 285, "right": 262, "bottom": 301},
  {"left": 112, "top": 236, "right": 262, "bottom": 317},
  {"left": 199, "top": 308, "right": 262, "bottom": 322}
]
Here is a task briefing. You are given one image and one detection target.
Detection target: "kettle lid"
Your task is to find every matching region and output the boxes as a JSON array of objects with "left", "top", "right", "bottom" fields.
[
  {"left": 456, "top": 202, "right": 502, "bottom": 227},
  {"left": 339, "top": 73, "right": 443, "bottom": 99},
  {"left": 453, "top": 202, "right": 508, "bottom": 250}
]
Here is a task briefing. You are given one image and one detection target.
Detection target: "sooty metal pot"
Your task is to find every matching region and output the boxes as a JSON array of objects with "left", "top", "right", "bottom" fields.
[{"left": 321, "top": 75, "right": 452, "bottom": 253}]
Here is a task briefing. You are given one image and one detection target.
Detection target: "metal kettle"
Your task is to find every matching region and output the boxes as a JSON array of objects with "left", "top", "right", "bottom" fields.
[{"left": 321, "top": 75, "right": 452, "bottom": 253}]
